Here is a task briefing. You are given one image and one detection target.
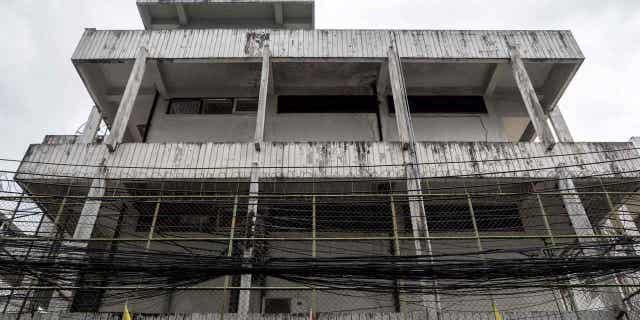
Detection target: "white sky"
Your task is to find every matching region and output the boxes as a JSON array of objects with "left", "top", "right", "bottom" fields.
[{"left": 1, "top": 0, "right": 639, "bottom": 169}]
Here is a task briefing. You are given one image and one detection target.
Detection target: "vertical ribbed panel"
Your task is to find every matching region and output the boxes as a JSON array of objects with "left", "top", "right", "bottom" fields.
[
  {"left": 15, "top": 142, "right": 637, "bottom": 181},
  {"left": 72, "top": 29, "right": 584, "bottom": 61}
]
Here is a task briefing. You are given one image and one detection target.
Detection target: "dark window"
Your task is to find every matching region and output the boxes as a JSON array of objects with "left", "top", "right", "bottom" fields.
[
  {"left": 387, "top": 96, "right": 487, "bottom": 114},
  {"left": 168, "top": 99, "right": 201, "bottom": 114},
  {"left": 203, "top": 98, "right": 234, "bottom": 114},
  {"left": 278, "top": 95, "right": 378, "bottom": 113},
  {"left": 168, "top": 98, "right": 258, "bottom": 114},
  {"left": 408, "top": 204, "right": 523, "bottom": 232},
  {"left": 235, "top": 98, "right": 259, "bottom": 112},
  {"left": 261, "top": 202, "right": 393, "bottom": 232},
  {"left": 264, "top": 298, "right": 291, "bottom": 314},
  {"left": 134, "top": 201, "right": 246, "bottom": 233},
  {"left": 262, "top": 202, "right": 521, "bottom": 233}
]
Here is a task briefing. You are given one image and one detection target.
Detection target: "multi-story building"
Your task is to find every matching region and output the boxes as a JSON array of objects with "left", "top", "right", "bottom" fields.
[{"left": 2, "top": 1, "right": 640, "bottom": 319}]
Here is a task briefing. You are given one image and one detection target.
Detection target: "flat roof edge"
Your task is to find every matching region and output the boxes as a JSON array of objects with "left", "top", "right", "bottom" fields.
[{"left": 72, "top": 29, "right": 584, "bottom": 61}]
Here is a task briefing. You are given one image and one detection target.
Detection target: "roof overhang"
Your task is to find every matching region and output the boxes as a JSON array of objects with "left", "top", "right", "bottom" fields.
[{"left": 136, "top": 0, "right": 315, "bottom": 29}]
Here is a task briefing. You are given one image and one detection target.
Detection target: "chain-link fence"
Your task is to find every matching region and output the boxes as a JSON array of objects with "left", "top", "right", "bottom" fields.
[{"left": 0, "top": 177, "right": 639, "bottom": 318}]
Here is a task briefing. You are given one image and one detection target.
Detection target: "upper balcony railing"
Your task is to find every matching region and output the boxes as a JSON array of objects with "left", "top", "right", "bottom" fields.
[
  {"left": 72, "top": 29, "right": 583, "bottom": 61},
  {"left": 15, "top": 140, "right": 640, "bottom": 181}
]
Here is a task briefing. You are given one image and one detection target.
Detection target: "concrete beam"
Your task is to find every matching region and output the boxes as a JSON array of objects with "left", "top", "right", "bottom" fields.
[
  {"left": 104, "top": 47, "right": 149, "bottom": 151},
  {"left": 148, "top": 61, "right": 168, "bottom": 98},
  {"left": 540, "top": 63, "right": 581, "bottom": 111},
  {"left": 74, "top": 64, "right": 112, "bottom": 125},
  {"left": 508, "top": 44, "right": 555, "bottom": 149},
  {"left": 273, "top": 3, "right": 284, "bottom": 25},
  {"left": 137, "top": 5, "right": 153, "bottom": 29},
  {"left": 483, "top": 63, "right": 500, "bottom": 98},
  {"left": 77, "top": 106, "right": 102, "bottom": 144},
  {"left": 176, "top": 5, "right": 189, "bottom": 26},
  {"left": 548, "top": 106, "right": 574, "bottom": 142},
  {"left": 254, "top": 47, "right": 271, "bottom": 150}
]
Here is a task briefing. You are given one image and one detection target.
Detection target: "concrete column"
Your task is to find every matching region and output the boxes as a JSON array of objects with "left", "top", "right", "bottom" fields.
[
  {"left": 238, "top": 45, "right": 271, "bottom": 316},
  {"left": 556, "top": 167, "right": 625, "bottom": 313},
  {"left": 376, "top": 61, "right": 390, "bottom": 141},
  {"left": 104, "top": 47, "right": 149, "bottom": 151},
  {"left": 77, "top": 106, "right": 102, "bottom": 144},
  {"left": 48, "top": 166, "right": 107, "bottom": 312},
  {"left": 548, "top": 106, "right": 574, "bottom": 143},
  {"left": 508, "top": 44, "right": 555, "bottom": 149},
  {"left": 254, "top": 46, "right": 271, "bottom": 150},
  {"left": 387, "top": 44, "right": 441, "bottom": 315}
]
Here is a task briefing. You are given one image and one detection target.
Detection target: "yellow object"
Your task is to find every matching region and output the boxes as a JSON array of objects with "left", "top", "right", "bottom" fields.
[
  {"left": 492, "top": 302, "right": 503, "bottom": 320},
  {"left": 123, "top": 303, "right": 132, "bottom": 320}
]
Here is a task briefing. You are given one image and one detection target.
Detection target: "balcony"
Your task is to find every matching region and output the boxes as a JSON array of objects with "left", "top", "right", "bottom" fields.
[{"left": 16, "top": 140, "right": 640, "bottom": 183}]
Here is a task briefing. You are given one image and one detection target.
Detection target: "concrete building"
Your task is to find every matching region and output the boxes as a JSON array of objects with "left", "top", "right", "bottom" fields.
[{"left": 3, "top": 1, "right": 640, "bottom": 319}]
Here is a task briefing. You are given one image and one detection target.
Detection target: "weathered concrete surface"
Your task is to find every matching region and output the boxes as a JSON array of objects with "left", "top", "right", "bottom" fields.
[
  {"left": 16, "top": 141, "right": 640, "bottom": 181},
  {"left": 72, "top": 29, "right": 583, "bottom": 61}
]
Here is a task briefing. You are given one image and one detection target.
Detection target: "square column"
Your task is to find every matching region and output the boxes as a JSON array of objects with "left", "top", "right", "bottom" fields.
[
  {"left": 104, "top": 47, "right": 149, "bottom": 151},
  {"left": 47, "top": 167, "right": 108, "bottom": 312},
  {"left": 387, "top": 44, "right": 441, "bottom": 315},
  {"left": 508, "top": 44, "right": 556, "bottom": 149},
  {"left": 556, "top": 167, "right": 627, "bottom": 314},
  {"left": 238, "top": 45, "right": 271, "bottom": 317},
  {"left": 77, "top": 106, "right": 102, "bottom": 144},
  {"left": 548, "top": 106, "right": 574, "bottom": 143}
]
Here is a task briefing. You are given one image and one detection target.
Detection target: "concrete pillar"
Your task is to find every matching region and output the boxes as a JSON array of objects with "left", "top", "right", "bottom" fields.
[
  {"left": 238, "top": 45, "right": 271, "bottom": 316},
  {"left": 387, "top": 44, "right": 441, "bottom": 314},
  {"left": 556, "top": 167, "right": 625, "bottom": 313},
  {"left": 548, "top": 106, "right": 574, "bottom": 143},
  {"left": 104, "top": 47, "right": 149, "bottom": 151},
  {"left": 376, "top": 61, "right": 390, "bottom": 141},
  {"left": 508, "top": 44, "right": 555, "bottom": 149},
  {"left": 254, "top": 46, "right": 271, "bottom": 150},
  {"left": 48, "top": 166, "right": 107, "bottom": 312},
  {"left": 77, "top": 106, "right": 102, "bottom": 144}
]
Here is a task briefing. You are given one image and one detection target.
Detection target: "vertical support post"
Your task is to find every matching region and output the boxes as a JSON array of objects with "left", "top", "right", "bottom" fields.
[
  {"left": 221, "top": 195, "right": 239, "bottom": 318},
  {"left": 49, "top": 168, "right": 107, "bottom": 312},
  {"left": 238, "top": 42, "right": 270, "bottom": 316},
  {"left": 105, "top": 47, "right": 149, "bottom": 151},
  {"left": 389, "top": 194, "right": 404, "bottom": 312},
  {"left": 146, "top": 193, "right": 162, "bottom": 251},
  {"left": 598, "top": 178, "right": 639, "bottom": 310},
  {"left": 78, "top": 106, "right": 102, "bottom": 144},
  {"left": 311, "top": 195, "right": 317, "bottom": 316},
  {"left": 254, "top": 46, "right": 271, "bottom": 151},
  {"left": 534, "top": 188, "right": 574, "bottom": 314},
  {"left": 556, "top": 168, "right": 626, "bottom": 313},
  {"left": 508, "top": 44, "right": 555, "bottom": 149},
  {"left": 387, "top": 44, "right": 441, "bottom": 316},
  {"left": 3, "top": 193, "right": 21, "bottom": 312},
  {"left": 13, "top": 194, "right": 48, "bottom": 314},
  {"left": 238, "top": 162, "right": 260, "bottom": 317},
  {"left": 548, "top": 106, "right": 574, "bottom": 143},
  {"left": 376, "top": 62, "right": 390, "bottom": 142}
]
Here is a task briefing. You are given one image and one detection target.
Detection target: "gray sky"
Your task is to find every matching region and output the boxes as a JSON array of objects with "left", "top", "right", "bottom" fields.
[{"left": 1, "top": 0, "right": 639, "bottom": 169}]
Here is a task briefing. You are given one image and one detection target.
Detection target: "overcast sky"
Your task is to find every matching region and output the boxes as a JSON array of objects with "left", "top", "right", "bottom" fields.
[{"left": 1, "top": 0, "right": 639, "bottom": 169}]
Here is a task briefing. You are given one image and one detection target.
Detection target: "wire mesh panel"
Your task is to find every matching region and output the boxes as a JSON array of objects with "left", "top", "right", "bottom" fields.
[{"left": 0, "top": 176, "right": 638, "bottom": 317}]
